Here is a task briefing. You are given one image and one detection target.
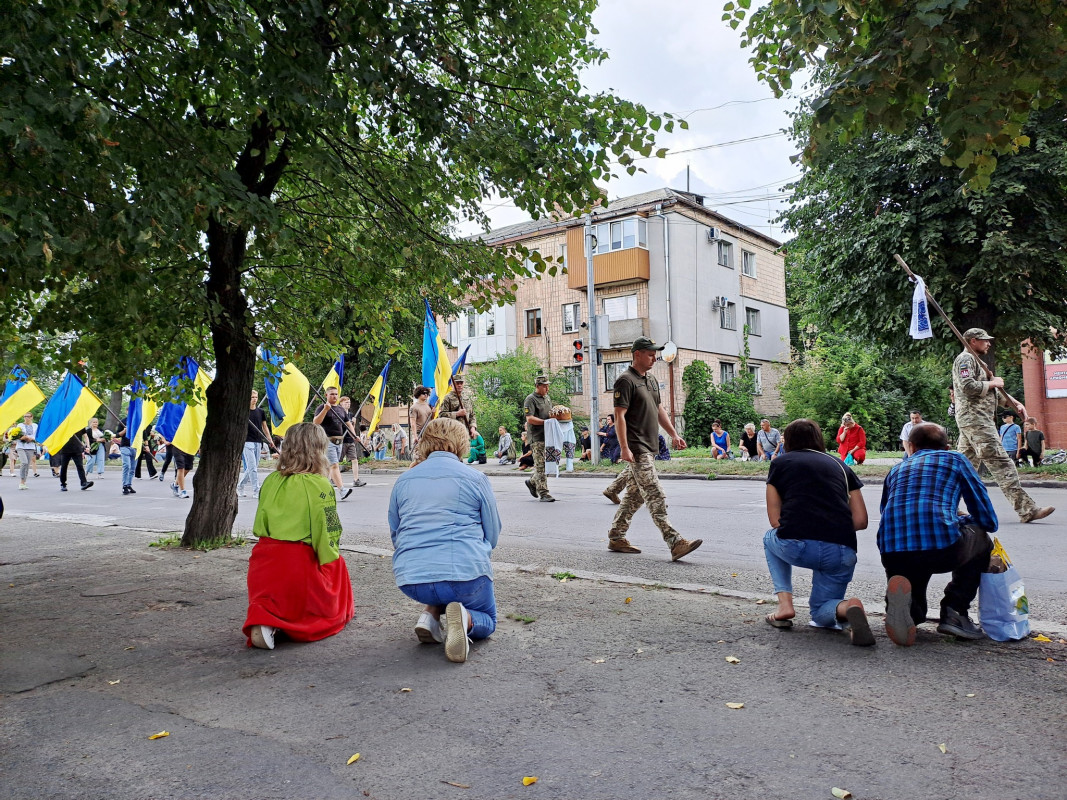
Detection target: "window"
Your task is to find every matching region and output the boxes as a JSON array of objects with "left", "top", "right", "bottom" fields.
[
  {"left": 561, "top": 243, "right": 567, "bottom": 271},
  {"left": 717, "top": 240, "right": 734, "bottom": 268},
  {"left": 562, "top": 302, "right": 581, "bottom": 333},
  {"left": 524, "top": 248, "right": 540, "bottom": 275},
  {"left": 720, "top": 301, "right": 736, "bottom": 330},
  {"left": 466, "top": 307, "right": 476, "bottom": 337},
  {"left": 604, "top": 294, "right": 638, "bottom": 321},
  {"left": 745, "top": 307, "right": 761, "bottom": 336},
  {"left": 525, "top": 308, "right": 542, "bottom": 337},
  {"left": 749, "top": 365, "right": 763, "bottom": 395},
  {"left": 563, "top": 366, "right": 583, "bottom": 395},
  {"left": 605, "top": 361, "right": 630, "bottom": 387},
  {"left": 446, "top": 319, "right": 458, "bottom": 344},
  {"left": 485, "top": 311, "right": 495, "bottom": 336},
  {"left": 592, "top": 217, "right": 649, "bottom": 255},
  {"left": 742, "top": 250, "right": 757, "bottom": 277},
  {"left": 720, "top": 362, "right": 736, "bottom": 384}
]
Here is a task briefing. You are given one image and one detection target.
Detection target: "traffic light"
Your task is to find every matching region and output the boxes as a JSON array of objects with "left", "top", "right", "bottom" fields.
[{"left": 572, "top": 338, "right": 585, "bottom": 364}]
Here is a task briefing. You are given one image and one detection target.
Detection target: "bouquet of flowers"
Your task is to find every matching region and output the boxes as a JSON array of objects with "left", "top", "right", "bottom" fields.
[{"left": 8, "top": 425, "right": 23, "bottom": 441}]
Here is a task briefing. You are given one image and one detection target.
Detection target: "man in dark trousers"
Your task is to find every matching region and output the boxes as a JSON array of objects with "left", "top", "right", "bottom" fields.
[
  {"left": 57, "top": 431, "right": 94, "bottom": 492},
  {"left": 607, "top": 337, "right": 701, "bottom": 561}
]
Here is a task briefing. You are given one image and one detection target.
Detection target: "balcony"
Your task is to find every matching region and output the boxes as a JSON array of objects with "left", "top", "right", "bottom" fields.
[
  {"left": 566, "top": 226, "right": 651, "bottom": 289},
  {"left": 608, "top": 317, "right": 648, "bottom": 347}
]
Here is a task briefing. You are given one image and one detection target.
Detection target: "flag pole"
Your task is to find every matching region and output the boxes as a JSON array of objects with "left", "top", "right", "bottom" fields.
[{"left": 894, "top": 254, "right": 1025, "bottom": 416}]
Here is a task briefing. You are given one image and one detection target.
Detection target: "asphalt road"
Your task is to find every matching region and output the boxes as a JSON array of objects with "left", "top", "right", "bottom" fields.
[{"left": 4, "top": 464, "right": 1065, "bottom": 627}]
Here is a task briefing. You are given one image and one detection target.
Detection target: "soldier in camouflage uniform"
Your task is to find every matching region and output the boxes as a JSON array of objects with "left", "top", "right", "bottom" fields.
[
  {"left": 608, "top": 337, "right": 702, "bottom": 561},
  {"left": 437, "top": 374, "right": 476, "bottom": 433},
  {"left": 953, "top": 329, "right": 1054, "bottom": 523},
  {"left": 523, "top": 376, "right": 556, "bottom": 502}
]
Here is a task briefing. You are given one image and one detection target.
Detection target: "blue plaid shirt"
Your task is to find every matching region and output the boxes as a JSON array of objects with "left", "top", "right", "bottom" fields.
[{"left": 878, "top": 449, "right": 998, "bottom": 553}]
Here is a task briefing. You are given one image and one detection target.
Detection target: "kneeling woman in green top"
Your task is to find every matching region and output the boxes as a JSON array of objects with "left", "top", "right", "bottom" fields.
[{"left": 243, "top": 423, "right": 354, "bottom": 650}]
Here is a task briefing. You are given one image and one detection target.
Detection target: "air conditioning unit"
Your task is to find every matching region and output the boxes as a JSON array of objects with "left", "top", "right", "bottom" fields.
[
  {"left": 712, "top": 295, "right": 729, "bottom": 310},
  {"left": 706, "top": 227, "right": 721, "bottom": 242}
]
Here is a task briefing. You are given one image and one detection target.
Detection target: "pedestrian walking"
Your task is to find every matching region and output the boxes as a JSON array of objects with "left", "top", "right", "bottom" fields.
[
  {"left": 606, "top": 338, "right": 701, "bottom": 561},
  {"left": 169, "top": 446, "right": 194, "bottom": 499},
  {"left": 238, "top": 390, "right": 274, "bottom": 498},
  {"left": 952, "top": 328, "right": 1053, "bottom": 522},
  {"left": 337, "top": 397, "right": 366, "bottom": 488},
  {"left": 134, "top": 426, "right": 158, "bottom": 479},
  {"left": 83, "top": 417, "right": 107, "bottom": 478},
  {"left": 57, "top": 431, "right": 94, "bottom": 492},
  {"left": 522, "top": 375, "right": 556, "bottom": 502},
  {"left": 312, "top": 386, "right": 355, "bottom": 501},
  {"left": 15, "top": 413, "right": 37, "bottom": 490}
]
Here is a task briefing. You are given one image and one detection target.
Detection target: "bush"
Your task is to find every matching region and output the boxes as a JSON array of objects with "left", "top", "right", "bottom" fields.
[
  {"left": 682, "top": 360, "right": 758, "bottom": 446},
  {"left": 467, "top": 347, "right": 571, "bottom": 443}
]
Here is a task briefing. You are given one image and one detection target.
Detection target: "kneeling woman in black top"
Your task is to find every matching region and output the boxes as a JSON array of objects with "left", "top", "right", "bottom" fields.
[{"left": 762, "top": 419, "right": 874, "bottom": 646}]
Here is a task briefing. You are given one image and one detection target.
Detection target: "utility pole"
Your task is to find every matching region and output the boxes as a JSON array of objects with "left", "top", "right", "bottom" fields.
[{"left": 585, "top": 214, "right": 600, "bottom": 465}]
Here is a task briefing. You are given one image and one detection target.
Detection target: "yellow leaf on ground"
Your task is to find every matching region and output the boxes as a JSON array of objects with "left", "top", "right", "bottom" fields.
[
  {"left": 522, "top": 776, "right": 538, "bottom": 786},
  {"left": 938, "top": 743, "right": 947, "bottom": 754},
  {"left": 731, "top": 573, "right": 738, "bottom": 577},
  {"left": 625, "top": 597, "right": 632, "bottom": 604},
  {"left": 147, "top": 731, "right": 169, "bottom": 740},
  {"left": 400, "top": 688, "right": 412, "bottom": 692},
  {"left": 725, "top": 656, "right": 740, "bottom": 664},
  {"left": 346, "top": 753, "right": 360, "bottom": 765},
  {"left": 725, "top": 702, "right": 744, "bottom": 709},
  {"left": 1032, "top": 634, "right": 1052, "bottom": 642},
  {"left": 755, "top": 599, "right": 766, "bottom": 605},
  {"left": 108, "top": 679, "right": 120, "bottom": 685},
  {"left": 831, "top": 788, "right": 852, "bottom": 799}
]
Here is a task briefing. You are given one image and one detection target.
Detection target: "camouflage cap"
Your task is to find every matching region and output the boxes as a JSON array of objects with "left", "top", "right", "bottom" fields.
[
  {"left": 452, "top": 373, "right": 465, "bottom": 382},
  {"left": 631, "top": 336, "right": 665, "bottom": 352},
  {"left": 962, "top": 328, "right": 994, "bottom": 341},
  {"left": 534, "top": 375, "right": 550, "bottom": 386}
]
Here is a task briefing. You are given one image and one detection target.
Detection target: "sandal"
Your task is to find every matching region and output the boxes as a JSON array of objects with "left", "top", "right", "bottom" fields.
[{"left": 765, "top": 612, "right": 794, "bottom": 629}]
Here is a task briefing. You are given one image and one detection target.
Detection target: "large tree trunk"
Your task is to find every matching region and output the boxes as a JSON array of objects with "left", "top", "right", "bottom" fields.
[{"left": 182, "top": 219, "right": 255, "bottom": 547}]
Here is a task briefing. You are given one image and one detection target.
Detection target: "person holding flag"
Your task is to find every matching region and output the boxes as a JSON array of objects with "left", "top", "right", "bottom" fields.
[
  {"left": 437, "top": 373, "right": 476, "bottom": 432},
  {"left": 313, "top": 386, "right": 356, "bottom": 501},
  {"left": 36, "top": 372, "right": 104, "bottom": 492}
]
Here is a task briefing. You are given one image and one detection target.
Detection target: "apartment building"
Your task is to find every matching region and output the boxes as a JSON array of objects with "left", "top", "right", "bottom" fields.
[{"left": 445, "top": 187, "right": 791, "bottom": 429}]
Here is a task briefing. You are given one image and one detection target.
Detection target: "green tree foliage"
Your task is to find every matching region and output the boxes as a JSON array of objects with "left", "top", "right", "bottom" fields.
[
  {"left": 727, "top": 0, "right": 1067, "bottom": 187},
  {"left": 1, "top": 1, "right": 672, "bottom": 543},
  {"left": 779, "top": 337, "right": 949, "bottom": 450},
  {"left": 681, "top": 360, "right": 758, "bottom": 446},
  {"left": 467, "top": 348, "right": 572, "bottom": 445},
  {"left": 780, "top": 103, "right": 1067, "bottom": 365}
]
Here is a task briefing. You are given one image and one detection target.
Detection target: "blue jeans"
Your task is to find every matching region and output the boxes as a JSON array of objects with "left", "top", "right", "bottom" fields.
[
  {"left": 85, "top": 448, "right": 105, "bottom": 475},
  {"left": 763, "top": 529, "right": 858, "bottom": 628},
  {"left": 120, "top": 446, "right": 136, "bottom": 486},
  {"left": 237, "top": 442, "right": 260, "bottom": 493},
  {"left": 399, "top": 576, "right": 496, "bottom": 640}
]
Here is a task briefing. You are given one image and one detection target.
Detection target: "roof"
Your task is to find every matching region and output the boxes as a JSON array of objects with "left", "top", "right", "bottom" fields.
[{"left": 475, "top": 187, "right": 782, "bottom": 249}]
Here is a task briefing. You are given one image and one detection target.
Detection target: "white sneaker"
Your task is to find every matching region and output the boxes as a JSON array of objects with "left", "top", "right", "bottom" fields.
[
  {"left": 444, "top": 602, "right": 472, "bottom": 663},
  {"left": 249, "top": 625, "right": 276, "bottom": 650},
  {"left": 414, "top": 612, "right": 444, "bottom": 644},
  {"left": 237, "top": 489, "right": 246, "bottom": 498},
  {"left": 18, "top": 483, "right": 27, "bottom": 490},
  {"left": 179, "top": 490, "right": 190, "bottom": 499}
]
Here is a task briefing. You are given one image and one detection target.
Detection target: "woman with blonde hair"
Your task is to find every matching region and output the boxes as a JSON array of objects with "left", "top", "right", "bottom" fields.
[
  {"left": 243, "top": 422, "right": 354, "bottom": 650},
  {"left": 388, "top": 417, "right": 501, "bottom": 663}
]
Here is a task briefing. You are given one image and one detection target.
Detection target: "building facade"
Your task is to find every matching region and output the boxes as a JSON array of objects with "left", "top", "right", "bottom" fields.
[{"left": 445, "top": 188, "right": 791, "bottom": 430}]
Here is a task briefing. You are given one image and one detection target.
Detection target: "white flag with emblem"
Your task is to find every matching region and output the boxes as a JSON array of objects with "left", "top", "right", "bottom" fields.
[{"left": 909, "top": 275, "right": 933, "bottom": 340}]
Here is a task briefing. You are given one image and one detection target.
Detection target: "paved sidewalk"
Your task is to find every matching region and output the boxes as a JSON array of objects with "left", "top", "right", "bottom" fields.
[{"left": 1, "top": 518, "right": 1065, "bottom": 799}]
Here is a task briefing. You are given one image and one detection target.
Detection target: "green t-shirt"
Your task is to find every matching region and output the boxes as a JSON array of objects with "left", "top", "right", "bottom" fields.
[
  {"left": 253, "top": 472, "right": 343, "bottom": 565},
  {"left": 523, "top": 392, "right": 555, "bottom": 443},
  {"left": 613, "top": 366, "right": 661, "bottom": 457}
]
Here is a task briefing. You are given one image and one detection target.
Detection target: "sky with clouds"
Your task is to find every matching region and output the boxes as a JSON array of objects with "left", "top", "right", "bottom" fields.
[{"left": 461, "top": 0, "right": 808, "bottom": 243}]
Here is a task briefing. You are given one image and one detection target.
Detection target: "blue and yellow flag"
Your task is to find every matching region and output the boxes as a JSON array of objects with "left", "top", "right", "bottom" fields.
[
  {"left": 125, "top": 381, "right": 159, "bottom": 452},
  {"left": 422, "top": 299, "right": 452, "bottom": 408},
  {"left": 366, "top": 360, "right": 392, "bottom": 435},
  {"left": 322, "top": 356, "right": 344, "bottom": 392},
  {"left": 262, "top": 350, "right": 311, "bottom": 437},
  {"left": 37, "top": 372, "right": 104, "bottom": 454},
  {"left": 155, "top": 357, "right": 212, "bottom": 454},
  {"left": 0, "top": 365, "right": 47, "bottom": 433}
]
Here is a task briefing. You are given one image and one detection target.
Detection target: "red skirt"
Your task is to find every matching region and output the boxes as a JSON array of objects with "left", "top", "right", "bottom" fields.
[{"left": 242, "top": 536, "right": 354, "bottom": 646}]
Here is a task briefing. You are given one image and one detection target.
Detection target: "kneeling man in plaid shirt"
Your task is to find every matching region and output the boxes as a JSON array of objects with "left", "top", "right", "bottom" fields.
[{"left": 878, "top": 423, "right": 998, "bottom": 647}]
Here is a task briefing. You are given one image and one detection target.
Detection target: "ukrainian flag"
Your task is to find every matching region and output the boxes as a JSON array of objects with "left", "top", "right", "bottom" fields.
[
  {"left": 37, "top": 372, "right": 104, "bottom": 454},
  {"left": 322, "top": 356, "right": 344, "bottom": 392},
  {"left": 366, "top": 360, "right": 392, "bottom": 434},
  {"left": 422, "top": 299, "right": 452, "bottom": 408},
  {"left": 155, "top": 357, "right": 212, "bottom": 454},
  {"left": 125, "top": 381, "right": 159, "bottom": 452},
  {"left": 0, "top": 365, "right": 46, "bottom": 433},
  {"left": 262, "top": 350, "right": 310, "bottom": 437}
]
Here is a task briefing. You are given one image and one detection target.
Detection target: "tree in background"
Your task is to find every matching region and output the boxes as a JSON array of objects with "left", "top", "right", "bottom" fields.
[
  {"left": 779, "top": 102, "right": 1067, "bottom": 369},
  {"left": 728, "top": 0, "right": 1067, "bottom": 188},
  {"left": 467, "top": 348, "right": 573, "bottom": 445},
  {"left": 1, "top": 1, "right": 674, "bottom": 544},
  {"left": 681, "top": 359, "right": 758, "bottom": 447},
  {"left": 778, "top": 336, "right": 949, "bottom": 451}
]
